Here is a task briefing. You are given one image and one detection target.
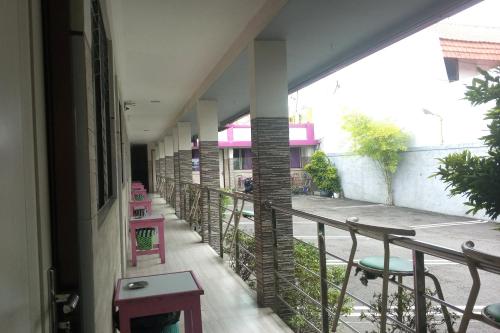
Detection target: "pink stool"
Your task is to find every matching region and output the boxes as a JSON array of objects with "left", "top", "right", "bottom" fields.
[
  {"left": 131, "top": 189, "right": 147, "bottom": 200},
  {"left": 129, "top": 213, "right": 165, "bottom": 266},
  {"left": 129, "top": 199, "right": 152, "bottom": 217},
  {"left": 114, "top": 271, "right": 204, "bottom": 333},
  {"left": 132, "top": 182, "right": 144, "bottom": 190}
]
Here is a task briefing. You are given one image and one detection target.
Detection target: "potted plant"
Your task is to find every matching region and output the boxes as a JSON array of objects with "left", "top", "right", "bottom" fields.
[{"left": 304, "top": 150, "right": 342, "bottom": 197}]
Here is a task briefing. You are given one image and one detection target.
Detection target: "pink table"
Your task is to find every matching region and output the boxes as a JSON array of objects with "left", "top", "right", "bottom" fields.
[
  {"left": 131, "top": 189, "right": 147, "bottom": 200},
  {"left": 129, "top": 213, "right": 165, "bottom": 266},
  {"left": 129, "top": 199, "right": 152, "bottom": 217},
  {"left": 132, "top": 182, "right": 144, "bottom": 190},
  {"left": 114, "top": 271, "right": 204, "bottom": 333}
]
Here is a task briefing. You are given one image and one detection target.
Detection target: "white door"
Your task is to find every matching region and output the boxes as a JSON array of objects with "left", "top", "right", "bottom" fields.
[{"left": 0, "top": 0, "right": 52, "bottom": 332}]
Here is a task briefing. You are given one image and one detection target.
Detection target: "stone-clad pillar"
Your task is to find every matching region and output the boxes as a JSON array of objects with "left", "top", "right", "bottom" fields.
[
  {"left": 158, "top": 141, "right": 166, "bottom": 197},
  {"left": 173, "top": 128, "right": 180, "bottom": 214},
  {"left": 197, "top": 100, "right": 220, "bottom": 247},
  {"left": 164, "top": 136, "right": 174, "bottom": 180},
  {"left": 177, "top": 122, "right": 192, "bottom": 220},
  {"left": 249, "top": 40, "right": 294, "bottom": 309},
  {"left": 155, "top": 143, "right": 161, "bottom": 192}
]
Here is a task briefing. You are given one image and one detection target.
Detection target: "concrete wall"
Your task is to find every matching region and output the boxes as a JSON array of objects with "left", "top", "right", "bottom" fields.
[
  {"left": 72, "top": 1, "right": 130, "bottom": 331},
  {"left": 329, "top": 144, "right": 490, "bottom": 219}
]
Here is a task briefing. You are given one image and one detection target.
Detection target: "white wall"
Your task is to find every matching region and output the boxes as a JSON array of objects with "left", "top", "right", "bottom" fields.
[
  {"left": 0, "top": 0, "right": 52, "bottom": 332},
  {"left": 330, "top": 144, "right": 491, "bottom": 219}
]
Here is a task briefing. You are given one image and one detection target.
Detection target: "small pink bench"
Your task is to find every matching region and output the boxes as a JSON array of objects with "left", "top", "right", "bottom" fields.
[
  {"left": 129, "top": 199, "right": 152, "bottom": 217},
  {"left": 131, "top": 189, "right": 147, "bottom": 200},
  {"left": 131, "top": 182, "right": 144, "bottom": 190},
  {"left": 129, "top": 213, "right": 165, "bottom": 266},
  {"left": 114, "top": 271, "right": 204, "bottom": 333}
]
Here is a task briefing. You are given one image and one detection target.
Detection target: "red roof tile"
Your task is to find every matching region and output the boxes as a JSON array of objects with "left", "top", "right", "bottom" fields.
[{"left": 440, "top": 38, "right": 500, "bottom": 61}]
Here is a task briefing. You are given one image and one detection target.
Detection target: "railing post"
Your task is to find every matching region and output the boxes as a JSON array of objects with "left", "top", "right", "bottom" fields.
[
  {"left": 235, "top": 229, "right": 240, "bottom": 274},
  {"left": 413, "top": 250, "right": 427, "bottom": 332},
  {"left": 207, "top": 188, "right": 211, "bottom": 246},
  {"left": 271, "top": 205, "right": 279, "bottom": 313},
  {"left": 219, "top": 192, "right": 223, "bottom": 258},
  {"left": 317, "top": 222, "right": 329, "bottom": 333},
  {"left": 183, "top": 184, "right": 187, "bottom": 221}
]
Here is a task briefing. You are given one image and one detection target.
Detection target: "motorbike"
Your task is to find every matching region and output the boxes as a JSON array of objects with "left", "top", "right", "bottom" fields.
[{"left": 243, "top": 177, "right": 253, "bottom": 193}]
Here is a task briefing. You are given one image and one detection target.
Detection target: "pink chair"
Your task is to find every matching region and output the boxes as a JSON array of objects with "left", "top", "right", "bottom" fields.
[
  {"left": 129, "top": 213, "right": 165, "bottom": 266},
  {"left": 129, "top": 199, "right": 152, "bottom": 217},
  {"left": 131, "top": 189, "right": 147, "bottom": 200},
  {"left": 131, "top": 182, "right": 144, "bottom": 190}
]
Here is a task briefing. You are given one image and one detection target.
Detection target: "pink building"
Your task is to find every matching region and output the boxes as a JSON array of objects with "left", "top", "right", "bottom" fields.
[{"left": 192, "top": 122, "right": 319, "bottom": 189}]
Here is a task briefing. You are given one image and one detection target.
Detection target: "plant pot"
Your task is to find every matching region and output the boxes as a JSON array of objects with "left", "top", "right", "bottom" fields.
[{"left": 319, "top": 190, "right": 332, "bottom": 197}]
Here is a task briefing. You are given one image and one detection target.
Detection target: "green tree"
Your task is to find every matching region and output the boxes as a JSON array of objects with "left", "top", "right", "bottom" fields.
[
  {"left": 304, "top": 150, "right": 342, "bottom": 195},
  {"left": 342, "top": 113, "right": 409, "bottom": 205},
  {"left": 434, "top": 67, "right": 500, "bottom": 220}
]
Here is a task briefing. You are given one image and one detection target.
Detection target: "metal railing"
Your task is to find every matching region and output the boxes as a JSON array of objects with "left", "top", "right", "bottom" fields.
[{"left": 154, "top": 176, "right": 500, "bottom": 333}]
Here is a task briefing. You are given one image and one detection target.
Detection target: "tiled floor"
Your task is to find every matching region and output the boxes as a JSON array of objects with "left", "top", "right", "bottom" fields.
[{"left": 125, "top": 194, "right": 292, "bottom": 332}]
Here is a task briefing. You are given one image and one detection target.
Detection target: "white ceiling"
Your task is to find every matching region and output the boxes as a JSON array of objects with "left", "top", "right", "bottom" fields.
[
  {"left": 108, "top": 0, "right": 267, "bottom": 143},
  {"left": 109, "top": 0, "right": 480, "bottom": 143}
]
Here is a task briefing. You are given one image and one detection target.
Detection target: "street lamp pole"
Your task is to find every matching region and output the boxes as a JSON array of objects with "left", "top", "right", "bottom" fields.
[{"left": 422, "top": 108, "right": 443, "bottom": 145}]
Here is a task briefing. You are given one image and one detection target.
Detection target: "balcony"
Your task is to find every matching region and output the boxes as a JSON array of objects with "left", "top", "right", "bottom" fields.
[
  {"left": 148, "top": 177, "right": 500, "bottom": 333},
  {"left": 126, "top": 193, "right": 293, "bottom": 332}
]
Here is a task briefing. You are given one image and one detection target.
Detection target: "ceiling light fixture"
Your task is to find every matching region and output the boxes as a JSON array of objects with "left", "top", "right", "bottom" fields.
[{"left": 150, "top": 100, "right": 161, "bottom": 103}]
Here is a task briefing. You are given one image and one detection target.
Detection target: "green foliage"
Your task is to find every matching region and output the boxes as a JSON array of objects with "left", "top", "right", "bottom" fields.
[
  {"left": 360, "top": 289, "right": 458, "bottom": 333},
  {"left": 342, "top": 113, "right": 409, "bottom": 205},
  {"left": 286, "top": 241, "right": 352, "bottom": 332},
  {"left": 304, "top": 150, "right": 342, "bottom": 194},
  {"left": 224, "top": 231, "right": 352, "bottom": 332},
  {"left": 434, "top": 67, "right": 500, "bottom": 219},
  {"left": 219, "top": 189, "right": 233, "bottom": 216}
]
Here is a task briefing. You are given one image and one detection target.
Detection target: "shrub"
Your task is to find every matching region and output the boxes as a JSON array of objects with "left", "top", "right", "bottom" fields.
[
  {"left": 304, "top": 151, "right": 342, "bottom": 195},
  {"left": 433, "top": 67, "right": 500, "bottom": 219},
  {"left": 225, "top": 229, "right": 352, "bottom": 332},
  {"left": 360, "top": 289, "right": 458, "bottom": 333},
  {"left": 342, "top": 113, "right": 409, "bottom": 205}
]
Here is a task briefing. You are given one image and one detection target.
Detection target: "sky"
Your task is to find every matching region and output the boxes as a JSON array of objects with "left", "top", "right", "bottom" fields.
[{"left": 444, "top": 0, "right": 500, "bottom": 26}]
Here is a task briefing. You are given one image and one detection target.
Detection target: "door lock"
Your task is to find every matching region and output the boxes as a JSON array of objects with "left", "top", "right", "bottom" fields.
[{"left": 55, "top": 293, "right": 79, "bottom": 314}]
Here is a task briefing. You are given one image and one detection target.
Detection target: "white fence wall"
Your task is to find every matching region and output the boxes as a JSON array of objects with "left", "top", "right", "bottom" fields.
[{"left": 329, "top": 144, "right": 491, "bottom": 219}]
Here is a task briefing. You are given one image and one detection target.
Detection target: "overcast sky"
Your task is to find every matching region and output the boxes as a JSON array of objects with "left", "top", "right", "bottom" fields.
[{"left": 445, "top": 0, "right": 500, "bottom": 26}]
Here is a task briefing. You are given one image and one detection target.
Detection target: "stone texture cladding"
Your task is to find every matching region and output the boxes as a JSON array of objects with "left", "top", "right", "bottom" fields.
[
  {"left": 173, "top": 152, "right": 180, "bottom": 215},
  {"left": 178, "top": 150, "right": 192, "bottom": 220},
  {"left": 165, "top": 156, "right": 174, "bottom": 179},
  {"left": 251, "top": 117, "right": 294, "bottom": 309},
  {"left": 159, "top": 158, "right": 166, "bottom": 179},
  {"left": 155, "top": 160, "right": 160, "bottom": 190},
  {"left": 199, "top": 141, "right": 220, "bottom": 249}
]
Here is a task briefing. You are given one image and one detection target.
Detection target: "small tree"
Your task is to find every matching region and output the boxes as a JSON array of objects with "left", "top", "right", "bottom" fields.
[
  {"left": 342, "top": 113, "right": 409, "bottom": 205},
  {"left": 434, "top": 67, "right": 500, "bottom": 220},
  {"left": 304, "top": 150, "right": 342, "bottom": 195}
]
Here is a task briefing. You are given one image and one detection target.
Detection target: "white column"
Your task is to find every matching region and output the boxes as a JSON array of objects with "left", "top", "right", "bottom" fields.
[
  {"left": 163, "top": 136, "right": 174, "bottom": 180},
  {"left": 172, "top": 127, "right": 180, "bottom": 214},
  {"left": 177, "top": 122, "right": 192, "bottom": 220},
  {"left": 249, "top": 40, "right": 293, "bottom": 310}
]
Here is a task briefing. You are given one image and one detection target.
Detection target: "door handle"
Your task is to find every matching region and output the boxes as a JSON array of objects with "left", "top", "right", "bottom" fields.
[
  {"left": 49, "top": 268, "right": 80, "bottom": 332},
  {"left": 55, "top": 293, "right": 79, "bottom": 314}
]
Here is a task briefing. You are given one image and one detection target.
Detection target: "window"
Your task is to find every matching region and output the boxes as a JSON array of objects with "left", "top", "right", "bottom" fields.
[
  {"left": 444, "top": 57, "right": 459, "bottom": 82},
  {"left": 233, "top": 148, "right": 253, "bottom": 170},
  {"left": 92, "top": 0, "right": 114, "bottom": 208},
  {"left": 119, "top": 103, "right": 124, "bottom": 184}
]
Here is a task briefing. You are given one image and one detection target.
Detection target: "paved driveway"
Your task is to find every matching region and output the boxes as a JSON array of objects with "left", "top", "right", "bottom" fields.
[{"left": 232, "top": 195, "right": 500, "bottom": 332}]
